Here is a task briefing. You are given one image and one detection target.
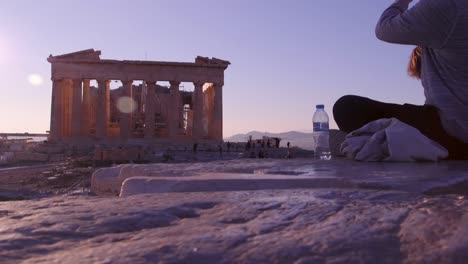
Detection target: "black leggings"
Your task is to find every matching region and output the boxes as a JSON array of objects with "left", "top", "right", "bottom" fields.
[{"left": 333, "top": 95, "right": 467, "bottom": 160}]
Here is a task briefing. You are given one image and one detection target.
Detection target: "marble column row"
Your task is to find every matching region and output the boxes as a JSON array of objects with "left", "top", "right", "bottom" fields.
[
  {"left": 49, "top": 78, "right": 223, "bottom": 141},
  {"left": 50, "top": 78, "right": 109, "bottom": 140},
  {"left": 191, "top": 81, "right": 224, "bottom": 141}
]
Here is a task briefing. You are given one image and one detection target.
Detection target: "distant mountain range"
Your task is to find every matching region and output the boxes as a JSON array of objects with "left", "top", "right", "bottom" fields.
[{"left": 225, "top": 131, "right": 315, "bottom": 150}]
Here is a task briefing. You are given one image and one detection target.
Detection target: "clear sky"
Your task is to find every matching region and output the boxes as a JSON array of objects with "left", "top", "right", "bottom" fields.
[{"left": 0, "top": 0, "right": 422, "bottom": 137}]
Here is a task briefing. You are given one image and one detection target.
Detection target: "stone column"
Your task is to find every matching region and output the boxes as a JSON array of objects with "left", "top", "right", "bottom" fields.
[
  {"left": 120, "top": 80, "right": 133, "bottom": 140},
  {"left": 62, "top": 79, "right": 73, "bottom": 137},
  {"left": 169, "top": 81, "right": 181, "bottom": 138},
  {"left": 50, "top": 79, "right": 63, "bottom": 140},
  {"left": 96, "top": 80, "right": 110, "bottom": 139},
  {"left": 82, "top": 79, "right": 91, "bottom": 136},
  {"left": 213, "top": 82, "right": 223, "bottom": 141},
  {"left": 71, "top": 79, "right": 83, "bottom": 138},
  {"left": 144, "top": 81, "right": 157, "bottom": 139},
  {"left": 192, "top": 81, "right": 204, "bottom": 140}
]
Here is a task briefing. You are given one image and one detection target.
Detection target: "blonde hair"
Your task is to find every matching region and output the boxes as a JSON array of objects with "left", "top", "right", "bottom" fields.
[{"left": 408, "top": 46, "right": 422, "bottom": 79}]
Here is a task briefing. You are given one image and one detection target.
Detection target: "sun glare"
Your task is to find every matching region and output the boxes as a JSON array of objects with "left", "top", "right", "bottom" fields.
[
  {"left": 116, "top": 96, "right": 138, "bottom": 114},
  {"left": 28, "top": 74, "right": 44, "bottom": 86}
]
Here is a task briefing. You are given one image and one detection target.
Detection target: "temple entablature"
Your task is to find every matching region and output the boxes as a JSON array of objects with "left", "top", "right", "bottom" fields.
[{"left": 48, "top": 49, "right": 229, "bottom": 84}]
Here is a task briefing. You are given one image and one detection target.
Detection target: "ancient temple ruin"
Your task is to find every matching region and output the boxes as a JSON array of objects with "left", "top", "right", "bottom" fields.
[{"left": 47, "top": 49, "right": 230, "bottom": 144}]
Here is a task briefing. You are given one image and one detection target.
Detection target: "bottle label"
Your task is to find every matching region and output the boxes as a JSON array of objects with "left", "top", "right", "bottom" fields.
[{"left": 313, "top": 122, "right": 329, "bottom": 132}]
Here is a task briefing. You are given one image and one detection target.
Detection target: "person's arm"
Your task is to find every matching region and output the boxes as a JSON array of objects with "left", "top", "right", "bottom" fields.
[{"left": 375, "top": 0, "right": 458, "bottom": 48}]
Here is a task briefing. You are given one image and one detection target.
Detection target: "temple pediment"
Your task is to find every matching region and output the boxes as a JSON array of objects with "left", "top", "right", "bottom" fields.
[{"left": 48, "top": 49, "right": 101, "bottom": 62}]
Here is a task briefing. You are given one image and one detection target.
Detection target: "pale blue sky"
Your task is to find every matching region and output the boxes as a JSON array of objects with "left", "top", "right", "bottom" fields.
[{"left": 0, "top": 0, "right": 422, "bottom": 137}]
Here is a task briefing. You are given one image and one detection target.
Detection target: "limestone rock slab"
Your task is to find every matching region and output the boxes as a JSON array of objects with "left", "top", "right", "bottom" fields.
[
  {"left": 91, "top": 159, "right": 468, "bottom": 197},
  {"left": 91, "top": 160, "right": 282, "bottom": 196},
  {"left": 1, "top": 190, "right": 468, "bottom": 263},
  {"left": 119, "top": 173, "right": 354, "bottom": 197},
  {"left": 91, "top": 165, "right": 126, "bottom": 196}
]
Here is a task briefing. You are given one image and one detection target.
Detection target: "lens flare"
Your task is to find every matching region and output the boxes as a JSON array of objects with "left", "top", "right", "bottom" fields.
[
  {"left": 116, "top": 96, "right": 137, "bottom": 114},
  {"left": 28, "top": 74, "right": 44, "bottom": 86}
]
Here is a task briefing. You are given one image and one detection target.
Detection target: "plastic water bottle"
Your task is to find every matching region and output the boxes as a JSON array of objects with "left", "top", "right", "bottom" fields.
[{"left": 313, "top": 104, "right": 331, "bottom": 160}]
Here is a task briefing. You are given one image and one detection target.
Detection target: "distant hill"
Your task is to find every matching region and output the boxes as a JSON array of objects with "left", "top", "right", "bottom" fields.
[{"left": 225, "top": 131, "right": 315, "bottom": 150}]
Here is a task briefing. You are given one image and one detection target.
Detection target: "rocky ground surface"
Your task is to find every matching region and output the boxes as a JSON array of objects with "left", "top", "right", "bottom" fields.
[
  {"left": 0, "top": 159, "right": 93, "bottom": 200},
  {"left": 1, "top": 158, "right": 468, "bottom": 263}
]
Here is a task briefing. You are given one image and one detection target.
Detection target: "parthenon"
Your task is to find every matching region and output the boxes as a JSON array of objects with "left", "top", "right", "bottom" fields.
[{"left": 47, "top": 49, "right": 230, "bottom": 144}]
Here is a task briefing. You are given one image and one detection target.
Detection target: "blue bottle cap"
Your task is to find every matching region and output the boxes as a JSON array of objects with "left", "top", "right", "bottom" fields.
[{"left": 316, "top": 104, "right": 325, "bottom": 109}]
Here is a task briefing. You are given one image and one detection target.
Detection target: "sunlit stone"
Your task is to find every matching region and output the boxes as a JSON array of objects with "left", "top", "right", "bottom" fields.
[
  {"left": 28, "top": 74, "right": 44, "bottom": 86},
  {"left": 116, "top": 96, "right": 137, "bottom": 114}
]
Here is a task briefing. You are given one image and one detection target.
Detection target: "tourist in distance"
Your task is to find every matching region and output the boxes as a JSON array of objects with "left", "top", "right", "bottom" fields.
[
  {"left": 274, "top": 138, "right": 280, "bottom": 148},
  {"left": 333, "top": 0, "right": 468, "bottom": 160}
]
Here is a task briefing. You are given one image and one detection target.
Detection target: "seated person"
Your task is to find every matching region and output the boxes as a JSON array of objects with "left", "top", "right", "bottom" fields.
[{"left": 333, "top": 0, "right": 468, "bottom": 159}]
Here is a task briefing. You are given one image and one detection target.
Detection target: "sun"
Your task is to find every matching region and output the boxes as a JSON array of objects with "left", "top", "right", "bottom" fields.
[{"left": 28, "top": 74, "right": 44, "bottom": 86}]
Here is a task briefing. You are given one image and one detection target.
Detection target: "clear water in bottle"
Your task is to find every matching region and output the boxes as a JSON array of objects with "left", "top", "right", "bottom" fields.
[{"left": 313, "top": 104, "right": 332, "bottom": 160}]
